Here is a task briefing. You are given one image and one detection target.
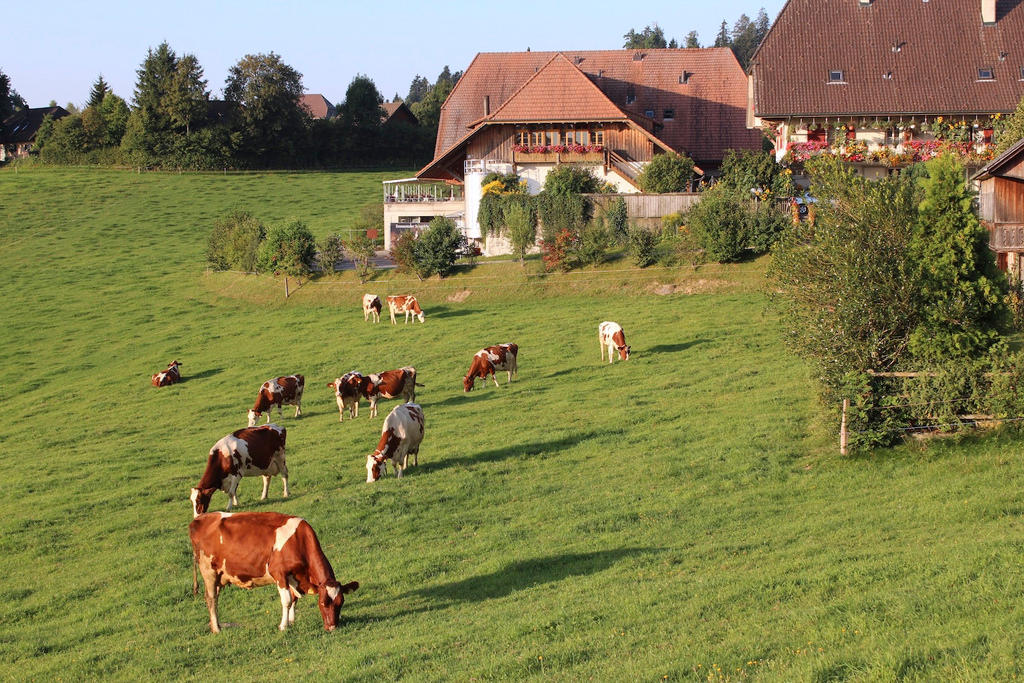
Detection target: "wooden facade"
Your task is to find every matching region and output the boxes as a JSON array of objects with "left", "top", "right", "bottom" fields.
[
  {"left": 465, "top": 123, "right": 654, "bottom": 167},
  {"left": 974, "top": 139, "right": 1024, "bottom": 280}
]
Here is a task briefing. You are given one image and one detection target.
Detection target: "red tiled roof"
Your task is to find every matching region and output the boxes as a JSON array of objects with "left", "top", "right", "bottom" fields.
[
  {"left": 434, "top": 48, "right": 760, "bottom": 164},
  {"left": 382, "top": 100, "right": 418, "bottom": 125},
  {"left": 299, "top": 94, "right": 336, "bottom": 120},
  {"left": 752, "top": 0, "right": 1024, "bottom": 118}
]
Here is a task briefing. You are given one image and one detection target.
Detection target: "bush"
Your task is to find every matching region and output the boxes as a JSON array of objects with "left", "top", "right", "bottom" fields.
[
  {"left": 542, "top": 165, "right": 601, "bottom": 195},
  {"left": 207, "top": 210, "right": 266, "bottom": 272},
  {"left": 687, "top": 185, "right": 750, "bottom": 262},
  {"left": 577, "top": 218, "right": 611, "bottom": 267},
  {"left": 505, "top": 200, "right": 537, "bottom": 263},
  {"left": 718, "top": 149, "right": 793, "bottom": 199},
  {"left": 343, "top": 233, "right": 377, "bottom": 283},
  {"left": 317, "top": 233, "right": 344, "bottom": 274},
  {"left": 637, "top": 153, "right": 695, "bottom": 193},
  {"left": 537, "top": 192, "right": 591, "bottom": 244},
  {"left": 628, "top": 226, "right": 658, "bottom": 267},
  {"left": 541, "top": 228, "right": 577, "bottom": 272},
  {"left": 414, "top": 217, "right": 464, "bottom": 278},
  {"left": 389, "top": 231, "right": 421, "bottom": 277},
  {"left": 747, "top": 201, "right": 790, "bottom": 253},
  {"left": 606, "top": 197, "right": 629, "bottom": 244},
  {"left": 256, "top": 220, "right": 316, "bottom": 277}
]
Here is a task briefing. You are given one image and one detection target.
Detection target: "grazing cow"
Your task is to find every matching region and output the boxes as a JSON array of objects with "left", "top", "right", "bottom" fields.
[
  {"left": 190, "top": 424, "right": 288, "bottom": 517},
  {"left": 328, "top": 367, "right": 420, "bottom": 420},
  {"left": 190, "top": 511, "right": 359, "bottom": 633},
  {"left": 366, "top": 403, "right": 425, "bottom": 482},
  {"left": 463, "top": 343, "right": 518, "bottom": 392},
  {"left": 362, "top": 293, "right": 382, "bottom": 323},
  {"left": 599, "top": 321, "right": 631, "bottom": 363},
  {"left": 386, "top": 294, "right": 425, "bottom": 324},
  {"left": 151, "top": 360, "right": 182, "bottom": 387},
  {"left": 248, "top": 374, "right": 304, "bottom": 427}
]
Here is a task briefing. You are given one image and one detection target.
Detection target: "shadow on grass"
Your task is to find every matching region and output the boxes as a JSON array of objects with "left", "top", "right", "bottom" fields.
[
  {"left": 180, "top": 367, "right": 223, "bottom": 383},
  {"left": 646, "top": 339, "right": 710, "bottom": 355},
  {"left": 409, "top": 548, "right": 652, "bottom": 605},
  {"left": 425, "top": 388, "right": 504, "bottom": 408},
  {"left": 429, "top": 306, "right": 482, "bottom": 319},
  {"left": 419, "top": 430, "right": 604, "bottom": 473}
]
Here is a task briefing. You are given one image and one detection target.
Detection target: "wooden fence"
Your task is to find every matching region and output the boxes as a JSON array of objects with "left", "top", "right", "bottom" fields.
[{"left": 585, "top": 193, "right": 701, "bottom": 219}]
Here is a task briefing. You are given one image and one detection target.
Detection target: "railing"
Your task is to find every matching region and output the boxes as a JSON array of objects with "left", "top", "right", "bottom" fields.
[
  {"left": 989, "top": 223, "right": 1024, "bottom": 250},
  {"left": 383, "top": 178, "right": 464, "bottom": 203},
  {"left": 607, "top": 150, "right": 643, "bottom": 189}
]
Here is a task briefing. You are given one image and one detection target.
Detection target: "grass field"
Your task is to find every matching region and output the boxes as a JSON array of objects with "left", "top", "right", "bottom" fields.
[{"left": 2, "top": 167, "right": 1024, "bottom": 681}]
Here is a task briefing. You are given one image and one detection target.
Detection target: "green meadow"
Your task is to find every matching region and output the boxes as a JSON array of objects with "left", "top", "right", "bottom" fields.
[{"left": 2, "top": 167, "right": 1024, "bottom": 681}]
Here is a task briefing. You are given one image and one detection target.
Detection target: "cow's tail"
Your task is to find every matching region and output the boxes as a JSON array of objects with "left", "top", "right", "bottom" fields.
[
  {"left": 415, "top": 382, "right": 424, "bottom": 387},
  {"left": 192, "top": 547, "right": 199, "bottom": 596}
]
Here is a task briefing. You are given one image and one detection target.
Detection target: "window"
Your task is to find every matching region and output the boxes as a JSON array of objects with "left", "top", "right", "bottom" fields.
[
  {"left": 978, "top": 67, "right": 994, "bottom": 80},
  {"left": 663, "top": 109, "right": 675, "bottom": 120},
  {"left": 515, "top": 130, "right": 529, "bottom": 146},
  {"left": 626, "top": 88, "right": 636, "bottom": 105},
  {"left": 828, "top": 70, "right": 845, "bottom": 83},
  {"left": 1020, "top": 66, "right": 1024, "bottom": 80},
  {"left": 679, "top": 71, "right": 692, "bottom": 85},
  {"left": 592, "top": 130, "right": 604, "bottom": 145},
  {"left": 644, "top": 109, "right": 655, "bottom": 118},
  {"left": 531, "top": 131, "right": 543, "bottom": 146}
]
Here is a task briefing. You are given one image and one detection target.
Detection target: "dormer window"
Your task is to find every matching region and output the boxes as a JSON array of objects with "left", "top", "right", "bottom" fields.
[
  {"left": 626, "top": 88, "right": 636, "bottom": 105},
  {"left": 828, "top": 70, "right": 845, "bottom": 83},
  {"left": 679, "top": 71, "right": 692, "bottom": 85},
  {"left": 1019, "top": 66, "right": 1024, "bottom": 80},
  {"left": 644, "top": 109, "right": 655, "bottom": 118},
  {"left": 978, "top": 67, "right": 995, "bottom": 80},
  {"left": 663, "top": 109, "right": 675, "bottom": 120}
]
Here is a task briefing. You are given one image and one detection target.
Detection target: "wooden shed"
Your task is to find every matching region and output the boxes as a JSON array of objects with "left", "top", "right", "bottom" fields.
[{"left": 974, "top": 138, "right": 1024, "bottom": 279}]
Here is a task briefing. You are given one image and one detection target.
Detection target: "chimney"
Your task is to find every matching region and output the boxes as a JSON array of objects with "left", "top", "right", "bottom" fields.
[
  {"left": 483, "top": 95, "right": 490, "bottom": 116},
  {"left": 982, "top": 0, "right": 996, "bottom": 24}
]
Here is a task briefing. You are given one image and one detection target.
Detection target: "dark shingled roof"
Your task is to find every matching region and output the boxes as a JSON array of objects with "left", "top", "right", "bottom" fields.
[
  {"left": 751, "top": 0, "right": 1024, "bottom": 118},
  {"left": 2, "top": 106, "right": 69, "bottom": 144},
  {"left": 433, "top": 48, "right": 761, "bottom": 165}
]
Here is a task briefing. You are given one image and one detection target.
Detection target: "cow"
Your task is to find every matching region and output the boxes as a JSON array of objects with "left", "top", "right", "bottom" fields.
[
  {"left": 151, "top": 360, "right": 182, "bottom": 387},
  {"left": 463, "top": 343, "right": 518, "bottom": 392},
  {"left": 385, "top": 294, "right": 425, "bottom": 324},
  {"left": 190, "top": 511, "right": 359, "bottom": 633},
  {"left": 599, "top": 321, "right": 631, "bottom": 363},
  {"left": 190, "top": 424, "right": 288, "bottom": 518},
  {"left": 362, "top": 293, "right": 382, "bottom": 323},
  {"left": 248, "top": 374, "right": 304, "bottom": 427},
  {"left": 366, "top": 403, "right": 425, "bottom": 482},
  {"left": 328, "top": 367, "right": 420, "bottom": 420}
]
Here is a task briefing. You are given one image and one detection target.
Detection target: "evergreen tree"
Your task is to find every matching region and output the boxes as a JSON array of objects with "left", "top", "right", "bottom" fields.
[
  {"left": 668, "top": 38, "right": 678, "bottom": 49},
  {"left": 731, "top": 14, "right": 761, "bottom": 69},
  {"left": 713, "top": 21, "right": 731, "bottom": 47},
  {"left": 87, "top": 75, "right": 110, "bottom": 109},
  {"left": 684, "top": 31, "right": 701, "bottom": 48},
  {"left": 623, "top": 24, "right": 668, "bottom": 49},
  {"left": 908, "top": 154, "right": 1009, "bottom": 361},
  {"left": 340, "top": 74, "right": 384, "bottom": 129},
  {"left": 406, "top": 75, "right": 429, "bottom": 104}
]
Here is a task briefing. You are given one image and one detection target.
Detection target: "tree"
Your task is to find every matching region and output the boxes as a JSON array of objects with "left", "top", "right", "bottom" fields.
[
  {"left": 256, "top": 220, "right": 316, "bottom": 278},
  {"left": 98, "top": 92, "right": 130, "bottom": 146},
  {"left": 413, "top": 217, "right": 464, "bottom": 278},
  {"left": 543, "top": 165, "right": 600, "bottom": 195},
  {"left": 908, "top": 154, "right": 1009, "bottom": 361},
  {"left": 687, "top": 185, "right": 751, "bottom": 262},
  {"left": 317, "top": 233, "right": 345, "bottom": 274},
  {"left": 637, "top": 152, "right": 695, "bottom": 193},
  {"left": 505, "top": 200, "right": 537, "bottom": 263},
  {"left": 684, "top": 31, "right": 701, "bottom": 48},
  {"left": 87, "top": 75, "right": 110, "bottom": 109},
  {"left": 167, "top": 54, "right": 209, "bottom": 135},
  {"left": 994, "top": 95, "right": 1024, "bottom": 155},
  {"left": 1, "top": 69, "right": 20, "bottom": 138},
  {"left": 409, "top": 66, "right": 461, "bottom": 132},
  {"left": 340, "top": 74, "right": 384, "bottom": 129},
  {"left": 224, "top": 52, "right": 307, "bottom": 166},
  {"left": 623, "top": 24, "right": 668, "bottom": 49},
  {"left": 405, "top": 75, "right": 430, "bottom": 104},
  {"left": 343, "top": 234, "right": 378, "bottom": 283},
  {"left": 718, "top": 149, "right": 792, "bottom": 198},
  {"left": 629, "top": 226, "right": 658, "bottom": 267},
  {"left": 208, "top": 211, "right": 266, "bottom": 272},
  {"left": 713, "top": 21, "right": 731, "bottom": 47},
  {"left": 606, "top": 197, "right": 629, "bottom": 244}
]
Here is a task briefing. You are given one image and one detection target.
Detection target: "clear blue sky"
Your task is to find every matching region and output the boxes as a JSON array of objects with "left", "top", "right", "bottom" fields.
[{"left": 2, "top": 0, "right": 785, "bottom": 109}]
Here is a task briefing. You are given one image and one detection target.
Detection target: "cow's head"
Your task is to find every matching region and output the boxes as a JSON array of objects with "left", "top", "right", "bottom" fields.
[
  {"left": 168, "top": 360, "right": 181, "bottom": 369},
  {"left": 415, "top": 311, "right": 425, "bottom": 323},
  {"left": 190, "top": 487, "right": 216, "bottom": 518},
  {"left": 618, "top": 345, "right": 631, "bottom": 361},
  {"left": 318, "top": 581, "right": 359, "bottom": 631},
  {"left": 463, "top": 374, "right": 475, "bottom": 393},
  {"left": 366, "top": 454, "right": 385, "bottom": 482},
  {"left": 247, "top": 409, "right": 260, "bottom": 427}
]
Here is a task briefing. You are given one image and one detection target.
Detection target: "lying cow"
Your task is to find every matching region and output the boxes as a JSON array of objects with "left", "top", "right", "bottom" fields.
[
  {"left": 190, "top": 511, "right": 359, "bottom": 633},
  {"left": 366, "top": 403, "right": 425, "bottom": 482},
  {"left": 599, "top": 321, "right": 631, "bottom": 363},
  {"left": 328, "top": 367, "right": 420, "bottom": 420},
  {"left": 248, "top": 374, "right": 304, "bottom": 427},
  {"left": 362, "top": 293, "right": 382, "bottom": 323},
  {"left": 190, "top": 424, "right": 288, "bottom": 517},
  {"left": 386, "top": 294, "right": 425, "bottom": 324},
  {"left": 463, "top": 343, "right": 518, "bottom": 392},
  {"left": 151, "top": 360, "right": 182, "bottom": 387}
]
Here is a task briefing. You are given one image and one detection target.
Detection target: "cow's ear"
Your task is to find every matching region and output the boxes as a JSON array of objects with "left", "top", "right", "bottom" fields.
[{"left": 327, "top": 382, "right": 335, "bottom": 389}]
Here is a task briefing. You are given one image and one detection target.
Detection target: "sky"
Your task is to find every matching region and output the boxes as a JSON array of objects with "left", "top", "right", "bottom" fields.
[{"left": 2, "top": 0, "right": 785, "bottom": 110}]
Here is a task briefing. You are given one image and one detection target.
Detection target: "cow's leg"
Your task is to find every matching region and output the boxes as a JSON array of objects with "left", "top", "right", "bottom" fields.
[
  {"left": 600, "top": 333, "right": 605, "bottom": 361},
  {"left": 369, "top": 397, "right": 377, "bottom": 418},
  {"left": 224, "top": 476, "right": 240, "bottom": 510},
  {"left": 260, "top": 474, "right": 271, "bottom": 500},
  {"left": 294, "top": 397, "right": 302, "bottom": 417},
  {"left": 204, "top": 575, "right": 221, "bottom": 634},
  {"left": 277, "top": 585, "right": 294, "bottom": 631},
  {"left": 490, "top": 372, "right": 500, "bottom": 388},
  {"left": 395, "top": 460, "right": 404, "bottom": 478},
  {"left": 280, "top": 459, "right": 289, "bottom": 497}
]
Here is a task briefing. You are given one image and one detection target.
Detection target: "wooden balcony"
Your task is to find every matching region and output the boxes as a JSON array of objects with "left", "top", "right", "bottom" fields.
[
  {"left": 989, "top": 223, "right": 1024, "bottom": 251},
  {"left": 513, "top": 149, "right": 605, "bottom": 164}
]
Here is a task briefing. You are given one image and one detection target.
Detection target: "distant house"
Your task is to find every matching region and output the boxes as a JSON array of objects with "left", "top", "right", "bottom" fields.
[
  {"left": 299, "top": 94, "right": 337, "bottom": 120},
  {"left": 749, "top": 0, "right": 1024, "bottom": 179},
  {"left": 382, "top": 101, "right": 418, "bottom": 127},
  {"left": 974, "top": 138, "right": 1024, "bottom": 279},
  {"left": 384, "top": 48, "right": 760, "bottom": 253},
  {"left": 1, "top": 106, "right": 70, "bottom": 159}
]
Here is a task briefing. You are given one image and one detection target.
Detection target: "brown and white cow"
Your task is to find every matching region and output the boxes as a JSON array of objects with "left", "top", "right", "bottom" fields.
[
  {"left": 362, "top": 293, "right": 382, "bottom": 323},
  {"left": 151, "top": 360, "right": 182, "bottom": 387},
  {"left": 190, "top": 424, "right": 288, "bottom": 517},
  {"left": 599, "top": 321, "right": 631, "bottom": 363},
  {"left": 386, "top": 294, "right": 425, "bottom": 324},
  {"left": 463, "top": 343, "right": 518, "bottom": 392},
  {"left": 328, "top": 367, "right": 420, "bottom": 420},
  {"left": 248, "top": 374, "right": 304, "bottom": 427},
  {"left": 366, "top": 403, "right": 425, "bottom": 482},
  {"left": 190, "top": 511, "right": 359, "bottom": 633}
]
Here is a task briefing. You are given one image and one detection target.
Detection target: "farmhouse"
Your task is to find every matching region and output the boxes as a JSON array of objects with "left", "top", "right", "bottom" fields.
[
  {"left": 975, "top": 139, "right": 1024, "bottom": 279},
  {"left": 384, "top": 48, "right": 760, "bottom": 253},
  {"left": 748, "top": 0, "right": 1024, "bottom": 178},
  {"left": 299, "top": 94, "right": 337, "bottom": 120},
  {"left": 381, "top": 100, "right": 418, "bottom": 127},
  {"left": 1, "top": 106, "right": 69, "bottom": 160}
]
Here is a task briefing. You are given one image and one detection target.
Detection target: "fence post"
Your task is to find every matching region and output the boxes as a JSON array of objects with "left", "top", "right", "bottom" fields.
[
  {"left": 840, "top": 398, "right": 849, "bottom": 456},
  {"left": 284, "top": 276, "right": 290, "bottom": 298}
]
